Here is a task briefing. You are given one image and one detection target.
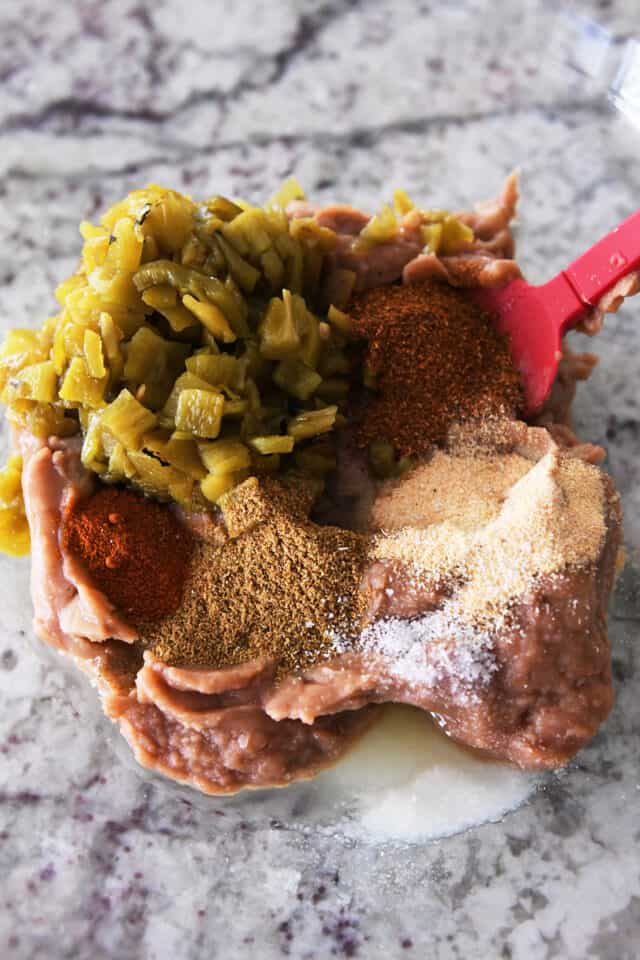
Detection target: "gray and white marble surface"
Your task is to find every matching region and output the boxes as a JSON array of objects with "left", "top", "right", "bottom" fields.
[{"left": 1, "top": 1, "right": 639, "bottom": 957}]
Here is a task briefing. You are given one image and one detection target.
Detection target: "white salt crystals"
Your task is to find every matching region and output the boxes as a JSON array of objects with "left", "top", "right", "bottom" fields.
[{"left": 359, "top": 609, "right": 498, "bottom": 701}]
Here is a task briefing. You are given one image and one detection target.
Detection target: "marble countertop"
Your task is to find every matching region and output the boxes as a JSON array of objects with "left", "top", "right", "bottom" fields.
[{"left": 1, "top": 1, "right": 639, "bottom": 957}]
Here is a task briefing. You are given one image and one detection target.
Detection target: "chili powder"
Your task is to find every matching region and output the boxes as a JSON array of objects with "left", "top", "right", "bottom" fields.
[
  {"left": 61, "top": 486, "right": 192, "bottom": 622},
  {"left": 350, "top": 282, "right": 523, "bottom": 456}
]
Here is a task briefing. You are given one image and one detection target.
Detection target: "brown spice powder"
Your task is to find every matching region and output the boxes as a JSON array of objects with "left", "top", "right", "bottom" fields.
[
  {"left": 141, "top": 477, "right": 370, "bottom": 673},
  {"left": 372, "top": 441, "right": 606, "bottom": 625},
  {"left": 350, "top": 282, "right": 523, "bottom": 457}
]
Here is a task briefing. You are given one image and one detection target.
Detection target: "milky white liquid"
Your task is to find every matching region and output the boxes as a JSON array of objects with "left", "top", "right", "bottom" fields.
[{"left": 312, "top": 705, "right": 540, "bottom": 842}]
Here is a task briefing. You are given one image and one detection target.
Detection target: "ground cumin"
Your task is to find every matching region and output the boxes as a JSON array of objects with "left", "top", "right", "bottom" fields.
[
  {"left": 141, "top": 477, "right": 370, "bottom": 673},
  {"left": 350, "top": 282, "right": 523, "bottom": 456}
]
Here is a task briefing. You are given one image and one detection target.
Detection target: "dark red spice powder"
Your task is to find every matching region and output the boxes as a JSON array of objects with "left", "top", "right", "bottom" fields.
[
  {"left": 61, "top": 486, "right": 192, "bottom": 622},
  {"left": 350, "top": 282, "right": 523, "bottom": 456}
]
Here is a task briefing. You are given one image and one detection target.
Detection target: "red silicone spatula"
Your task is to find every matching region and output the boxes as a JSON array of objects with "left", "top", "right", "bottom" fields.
[{"left": 472, "top": 209, "right": 640, "bottom": 414}]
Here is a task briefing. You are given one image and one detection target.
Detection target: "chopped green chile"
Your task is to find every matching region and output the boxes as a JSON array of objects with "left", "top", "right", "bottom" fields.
[
  {"left": 205, "top": 195, "right": 244, "bottom": 222},
  {"left": 185, "top": 353, "right": 247, "bottom": 390},
  {"left": 4, "top": 360, "right": 58, "bottom": 404},
  {"left": 59, "top": 358, "right": 107, "bottom": 408},
  {"left": 393, "top": 188, "right": 414, "bottom": 216},
  {"left": 199, "top": 438, "right": 251, "bottom": 475},
  {"left": 83, "top": 330, "right": 107, "bottom": 379},
  {"left": 287, "top": 405, "right": 338, "bottom": 440},
  {"left": 326, "top": 305, "right": 353, "bottom": 337},
  {"left": 0, "top": 453, "right": 30, "bottom": 556},
  {"left": 368, "top": 438, "right": 397, "bottom": 478},
  {"left": 216, "top": 235, "right": 261, "bottom": 292},
  {"left": 175, "top": 389, "right": 224, "bottom": 439},
  {"left": 259, "top": 292, "right": 300, "bottom": 359},
  {"left": 200, "top": 470, "right": 245, "bottom": 504},
  {"left": 273, "top": 359, "right": 322, "bottom": 402},
  {"left": 101, "top": 388, "right": 158, "bottom": 448},
  {"left": 249, "top": 435, "right": 295, "bottom": 455},
  {"left": 353, "top": 204, "right": 398, "bottom": 252},
  {"left": 268, "top": 176, "right": 306, "bottom": 209},
  {"left": 438, "top": 216, "right": 474, "bottom": 255}
]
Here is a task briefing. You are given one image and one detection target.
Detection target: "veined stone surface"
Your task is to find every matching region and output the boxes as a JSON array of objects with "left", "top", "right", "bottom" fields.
[{"left": 1, "top": 1, "right": 639, "bottom": 957}]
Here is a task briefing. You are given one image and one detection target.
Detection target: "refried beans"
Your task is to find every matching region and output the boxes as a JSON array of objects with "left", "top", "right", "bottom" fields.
[{"left": 3, "top": 173, "right": 634, "bottom": 795}]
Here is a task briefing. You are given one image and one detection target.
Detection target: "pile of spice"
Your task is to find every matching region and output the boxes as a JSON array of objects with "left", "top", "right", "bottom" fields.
[
  {"left": 140, "top": 477, "right": 370, "bottom": 673},
  {"left": 371, "top": 439, "right": 606, "bottom": 625},
  {"left": 61, "top": 487, "right": 193, "bottom": 622},
  {"left": 350, "top": 282, "right": 523, "bottom": 457}
]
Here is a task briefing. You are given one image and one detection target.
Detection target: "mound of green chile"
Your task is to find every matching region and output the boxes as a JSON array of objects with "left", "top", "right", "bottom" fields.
[{"left": 0, "top": 179, "right": 352, "bottom": 542}]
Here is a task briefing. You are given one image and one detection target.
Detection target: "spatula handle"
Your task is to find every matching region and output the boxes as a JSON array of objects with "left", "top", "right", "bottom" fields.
[{"left": 563, "top": 208, "right": 640, "bottom": 306}]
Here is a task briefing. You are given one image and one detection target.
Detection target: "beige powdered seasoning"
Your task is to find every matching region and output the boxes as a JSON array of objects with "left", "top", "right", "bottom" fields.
[
  {"left": 462, "top": 454, "right": 605, "bottom": 619},
  {"left": 372, "top": 446, "right": 606, "bottom": 624},
  {"left": 371, "top": 449, "right": 532, "bottom": 531},
  {"left": 141, "top": 477, "right": 370, "bottom": 673}
]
